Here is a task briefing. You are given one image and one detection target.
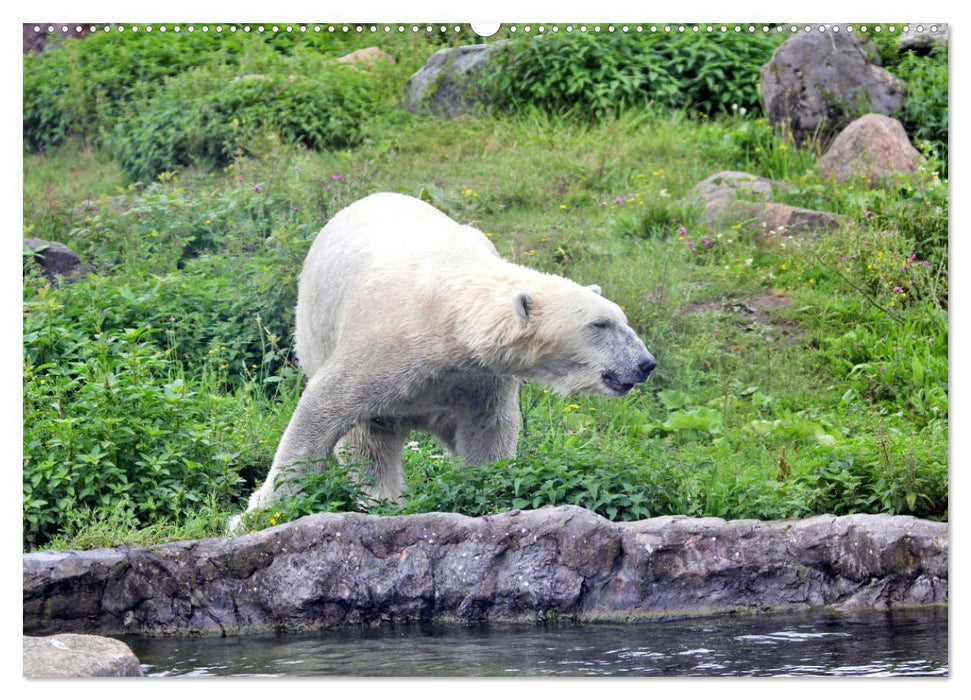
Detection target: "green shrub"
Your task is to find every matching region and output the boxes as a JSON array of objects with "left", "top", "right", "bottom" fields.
[
  {"left": 483, "top": 32, "right": 782, "bottom": 120},
  {"left": 22, "top": 265, "right": 310, "bottom": 548},
  {"left": 64, "top": 177, "right": 323, "bottom": 272},
  {"left": 22, "top": 323, "right": 246, "bottom": 549},
  {"left": 239, "top": 463, "right": 377, "bottom": 532},
  {"left": 29, "top": 165, "right": 347, "bottom": 390},
  {"left": 893, "top": 45, "right": 949, "bottom": 174},
  {"left": 23, "top": 262, "right": 301, "bottom": 391},
  {"left": 797, "top": 435, "right": 948, "bottom": 520},
  {"left": 111, "top": 62, "right": 382, "bottom": 181},
  {"left": 23, "top": 31, "right": 245, "bottom": 152},
  {"left": 23, "top": 30, "right": 406, "bottom": 162},
  {"left": 262, "top": 425, "right": 946, "bottom": 527},
  {"left": 395, "top": 449, "right": 693, "bottom": 521}
]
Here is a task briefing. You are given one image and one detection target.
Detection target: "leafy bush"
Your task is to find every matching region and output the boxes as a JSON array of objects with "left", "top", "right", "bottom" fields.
[
  {"left": 483, "top": 32, "right": 782, "bottom": 120},
  {"left": 22, "top": 321, "right": 248, "bottom": 549},
  {"left": 798, "top": 437, "right": 948, "bottom": 520},
  {"left": 111, "top": 62, "right": 381, "bottom": 181},
  {"left": 24, "top": 261, "right": 301, "bottom": 392},
  {"left": 891, "top": 45, "right": 948, "bottom": 174},
  {"left": 28, "top": 159, "right": 356, "bottom": 392},
  {"left": 23, "top": 30, "right": 405, "bottom": 165},
  {"left": 22, "top": 260, "right": 311, "bottom": 548},
  {"left": 33, "top": 191, "right": 305, "bottom": 387},
  {"left": 23, "top": 31, "right": 245, "bottom": 152},
  {"left": 239, "top": 463, "right": 377, "bottom": 532},
  {"left": 258, "top": 420, "right": 947, "bottom": 528},
  {"left": 402, "top": 449, "right": 693, "bottom": 521},
  {"left": 65, "top": 176, "right": 324, "bottom": 271}
]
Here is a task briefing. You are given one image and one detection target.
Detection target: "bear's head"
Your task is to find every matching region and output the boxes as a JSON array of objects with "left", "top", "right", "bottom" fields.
[{"left": 512, "top": 282, "right": 656, "bottom": 396}]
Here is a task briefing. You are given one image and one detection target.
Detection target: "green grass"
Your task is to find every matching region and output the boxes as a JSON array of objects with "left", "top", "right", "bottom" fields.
[{"left": 23, "top": 97, "right": 947, "bottom": 550}]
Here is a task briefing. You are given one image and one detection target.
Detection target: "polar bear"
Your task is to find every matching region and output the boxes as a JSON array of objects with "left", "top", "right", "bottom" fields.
[{"left": 236, "top": 192, "right": 655, "bottom": 523}]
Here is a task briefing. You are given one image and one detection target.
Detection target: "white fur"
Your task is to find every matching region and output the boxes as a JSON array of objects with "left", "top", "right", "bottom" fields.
[{"left": 231, "top": 192, "right": 654, "bottom": 530}]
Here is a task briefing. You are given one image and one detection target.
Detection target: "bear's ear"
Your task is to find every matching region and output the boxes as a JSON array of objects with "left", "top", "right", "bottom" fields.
[
  {"left": 514, "top": 292, "right": 534, "bottom": 321},
  {"left": 586, "top": 284, "right": 603, "bottom": 296}
]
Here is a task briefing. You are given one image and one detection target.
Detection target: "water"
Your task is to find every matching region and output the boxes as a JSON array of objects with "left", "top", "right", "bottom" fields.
[{"left": 123, "top": 608, "right": 947, "bottom": 677}]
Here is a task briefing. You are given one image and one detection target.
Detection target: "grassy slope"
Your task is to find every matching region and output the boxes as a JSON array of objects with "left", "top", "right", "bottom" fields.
[{"left": 23, "top": 106, "right": 948, "bottom": 549}]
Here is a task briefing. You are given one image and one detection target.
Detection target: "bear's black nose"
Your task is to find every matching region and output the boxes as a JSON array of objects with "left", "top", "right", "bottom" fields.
[{"left": 637, "top": 355, "right": 657, "bottom": 381}]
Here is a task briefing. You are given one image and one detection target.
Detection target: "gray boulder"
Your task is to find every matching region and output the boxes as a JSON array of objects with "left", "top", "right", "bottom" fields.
[
  {"left": 687, "top": 171, "right": 785, "bottom": 205},
  {"left": 759, "top": 32, "right": 905, "bottom": 144},
  {"left": 23, "top": 634, "right": 142, "bottom": 677},
  {"left": 899, "top": 24, "right": 948, "bottom": 53},
  {"left": 816, "top": 113, "right": 923, "bottom": 184},
  {"left": 404, "top": 41, "right": 509, "bottom": 117},
  {"left": 23, "top": 507, "right": 947, "bottom": 636},
  {"left": 23, "top": 238, "right": 94, "bottom": 284},
  {"left": 702, "top": 199, "right": 844, "bottom": 236},
  {"left": 688, "top": 171, "right": 842, "bottom": 235},
  {"left": 337, "top": 46, "right": 395, "bottom": 67}
]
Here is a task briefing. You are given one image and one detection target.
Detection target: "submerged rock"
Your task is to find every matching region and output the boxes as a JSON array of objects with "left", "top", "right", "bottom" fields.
[{"left": 23, "top": 507, "right": 947, "bottom": 636}]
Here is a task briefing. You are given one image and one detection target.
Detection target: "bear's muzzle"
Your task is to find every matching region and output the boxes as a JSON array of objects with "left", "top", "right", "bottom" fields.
[{"left": 601, "top": 351, "right": 655, "bottom": 395}]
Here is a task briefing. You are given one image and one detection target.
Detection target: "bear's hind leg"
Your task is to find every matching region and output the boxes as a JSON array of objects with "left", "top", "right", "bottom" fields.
[
  {"left": 422, "top": 411, "right": 458, "bottom": 457},
  {"left": 335, "top": 418, "right": 409, "bottom": 502}
]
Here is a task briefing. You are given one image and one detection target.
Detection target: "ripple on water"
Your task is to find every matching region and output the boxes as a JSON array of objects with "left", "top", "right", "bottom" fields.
[{"left": 123, "top": 608, "right": 947, "bottom": 678}]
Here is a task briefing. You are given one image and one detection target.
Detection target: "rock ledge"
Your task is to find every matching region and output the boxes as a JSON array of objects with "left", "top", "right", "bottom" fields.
[{"left": 24, "top": 507, "right": 947, "bottom": 637}]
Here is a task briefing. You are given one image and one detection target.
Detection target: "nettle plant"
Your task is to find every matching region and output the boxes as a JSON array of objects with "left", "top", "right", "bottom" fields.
[
  {"left": 23, "top": 31, "right": 247, "bottom": 151},
  {"left": 22, "top": 317, "right": 244, "bottom": 548},
  {"left": 890, "top": 44, "right": 949, "bottom": 173},
  {"left": 111, "top": 61, "right": 382, "bottom": 181},
  {"left": 482, "top": 31, "right": 781, "bottom": 120}
]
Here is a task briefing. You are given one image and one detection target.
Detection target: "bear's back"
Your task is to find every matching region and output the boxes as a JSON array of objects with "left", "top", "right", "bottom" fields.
[
  {"left": 295, "top": 193, "right": 502, "bottom": 376},
  {"left": 319, "top": 192, "right": 499, "bottom": 264}
]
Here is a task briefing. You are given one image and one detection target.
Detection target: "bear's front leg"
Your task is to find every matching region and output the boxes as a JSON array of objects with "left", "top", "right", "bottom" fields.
[
  {"left": 243, "top": 354, "right": 430, "bottom": 516},
  {"left": 261, "top": 368, "right": 367, "bottom": 506},
  {"left": 452, "top": 377, "right": 521, "bottom": 465}
]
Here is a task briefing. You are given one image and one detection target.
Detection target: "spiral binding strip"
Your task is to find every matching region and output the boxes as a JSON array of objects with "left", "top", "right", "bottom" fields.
[{"left": 28, "top": 24, "right": 947, "bottom": 36}]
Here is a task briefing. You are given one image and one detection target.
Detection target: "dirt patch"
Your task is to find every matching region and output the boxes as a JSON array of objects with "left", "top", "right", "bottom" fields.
[{"left": 744, "top": 292, "right": 790, "bottom": 311}]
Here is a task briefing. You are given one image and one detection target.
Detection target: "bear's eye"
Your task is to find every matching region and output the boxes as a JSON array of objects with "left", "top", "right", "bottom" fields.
[{"left": 590, "top": 320, "right": 611, "bottom": 330}]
